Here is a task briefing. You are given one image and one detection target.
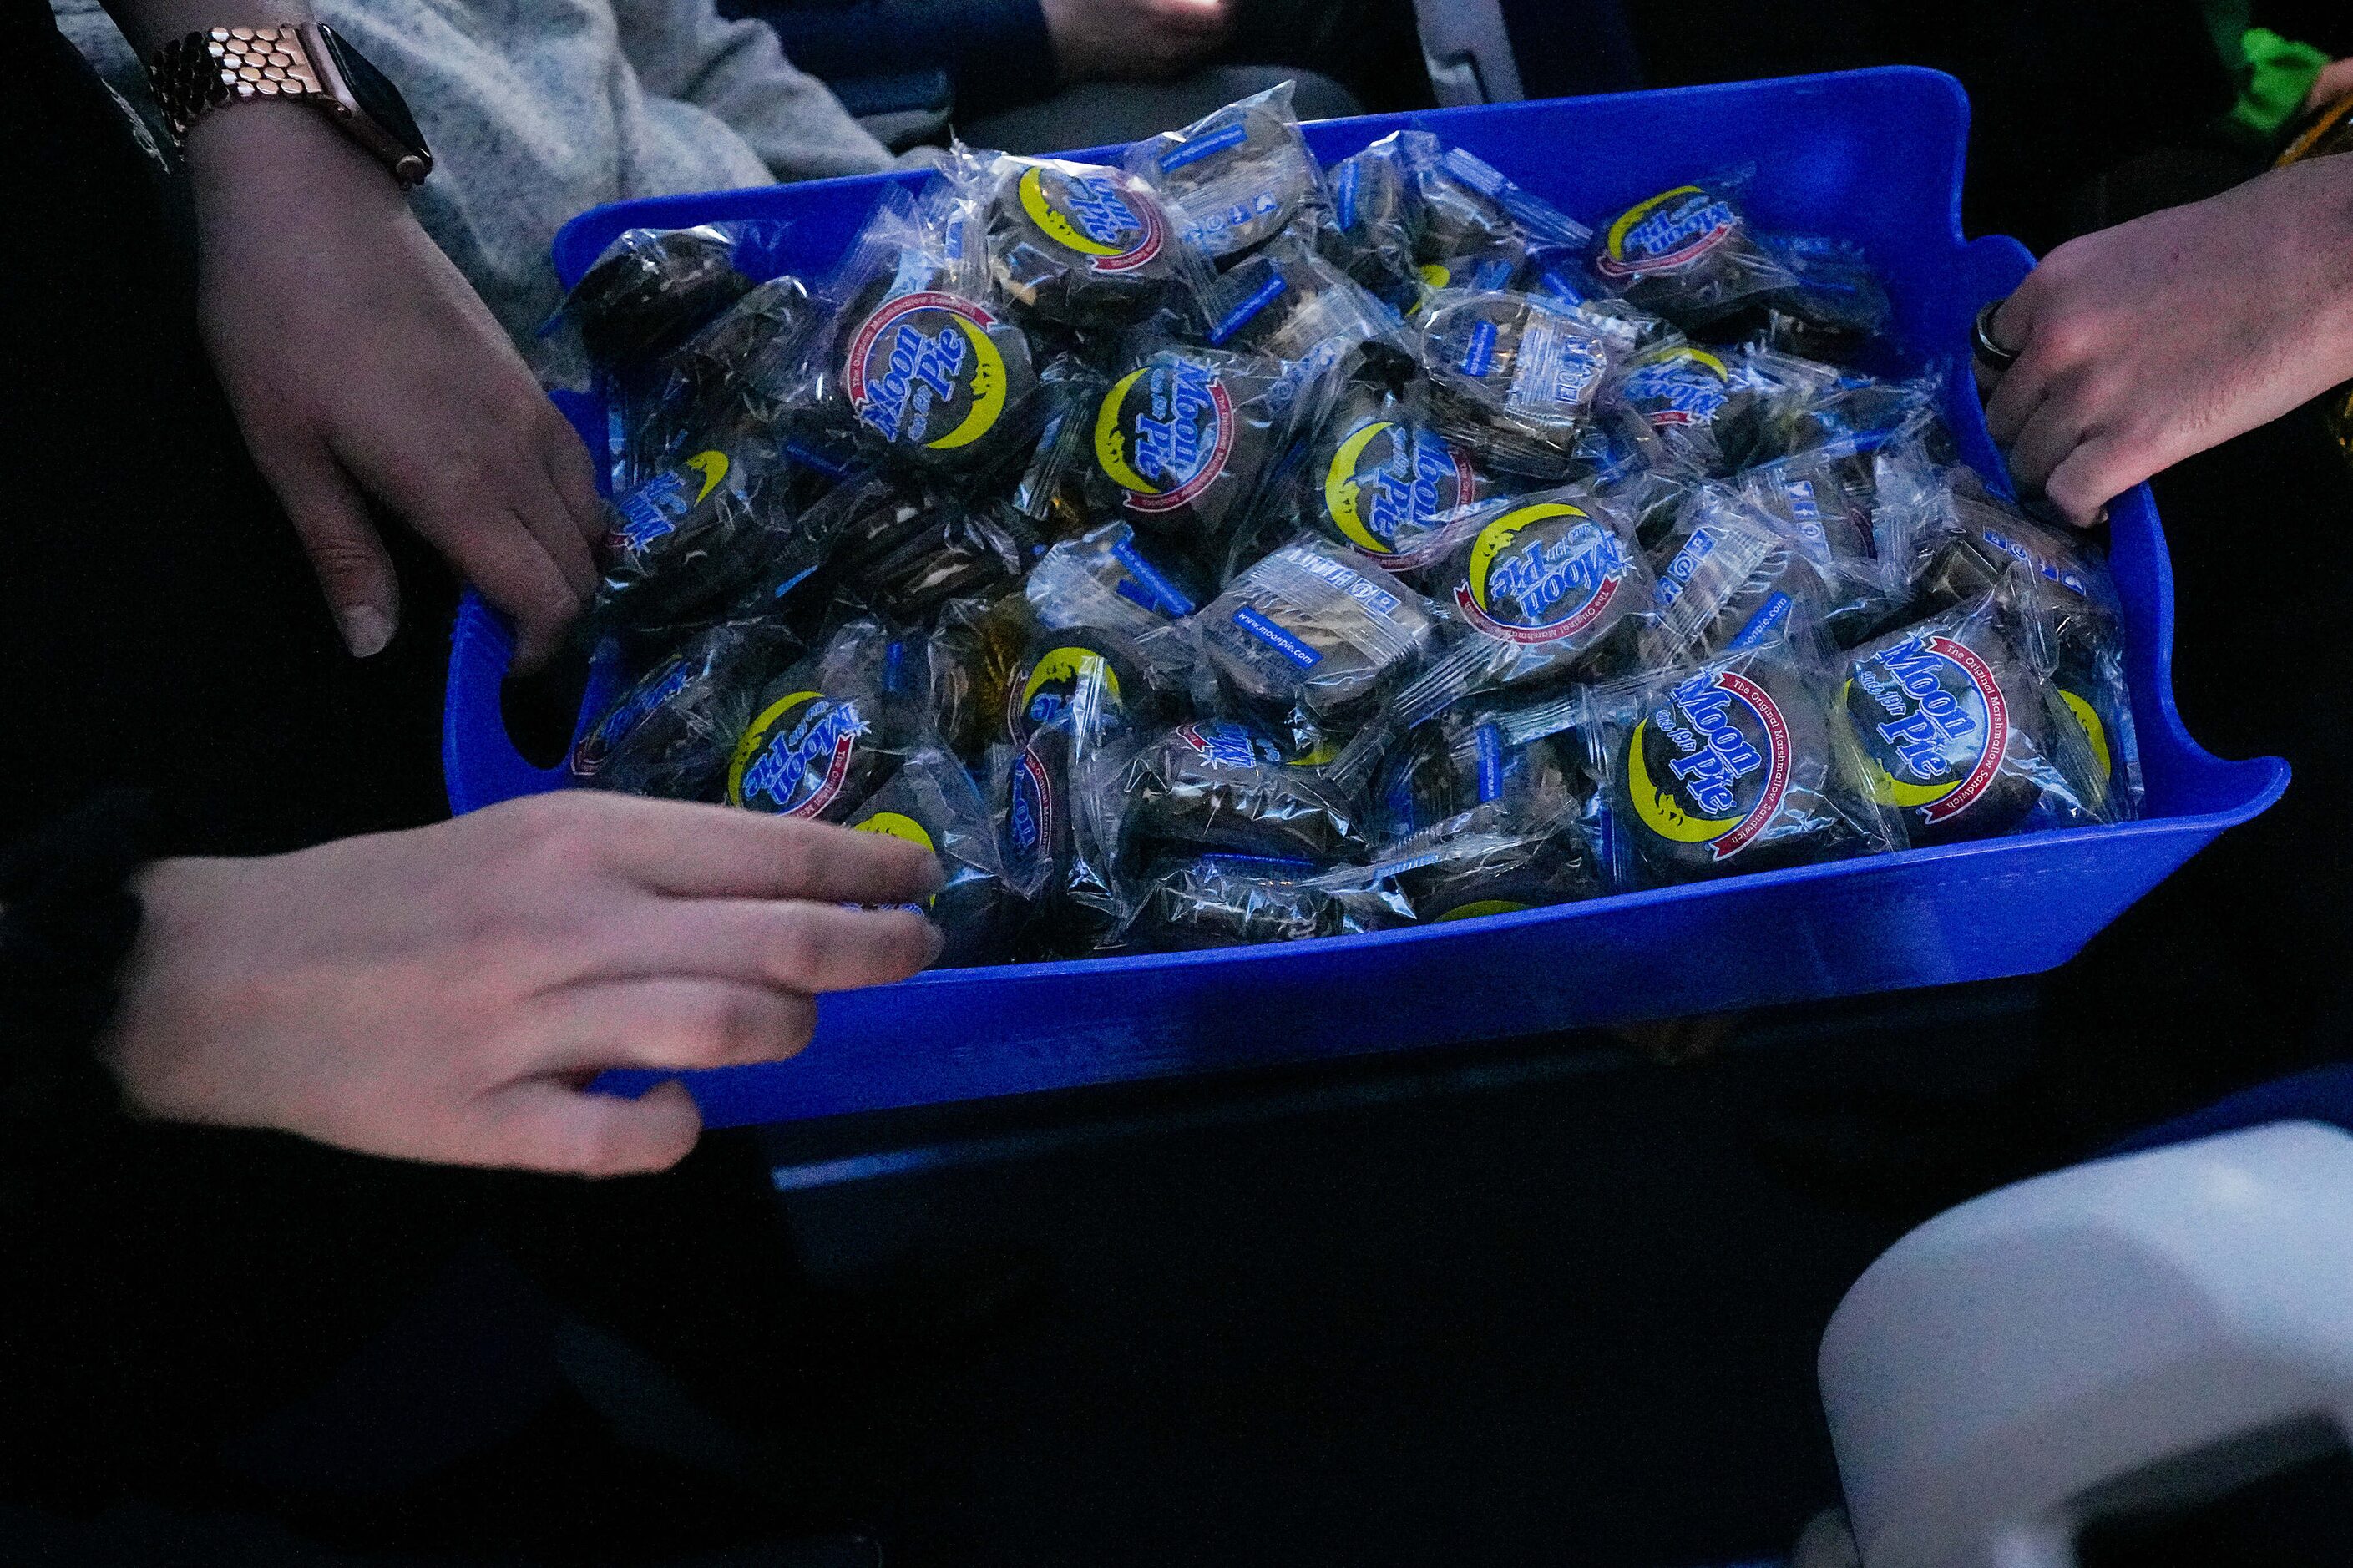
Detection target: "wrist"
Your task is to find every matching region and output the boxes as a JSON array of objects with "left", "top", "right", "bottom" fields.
[
  {"left": 99, "top": 857, "right": 230, "bottom": 1114},
  {"left": 183, "top": 95, "right": 405, "bottom": 217}
]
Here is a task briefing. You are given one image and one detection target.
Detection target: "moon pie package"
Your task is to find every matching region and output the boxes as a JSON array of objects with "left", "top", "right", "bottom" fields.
[
  {"left": 595, "top": 445, "right": 805, "bottom": 639},
  {"left": 1596, "top": 625, "right": 1898, "bottom": 888},
  {"left": 845, "top": 744, "right": 1012, "bottom": 967},
  {"left": 560, "top": 225, "right": 752, "bottom": 372},
  {"left": 1405, "top": 134, "right": 1592, "bottom": 264},
  {"left": 1733, "top": 445, "right": 1906, "bottom": 644},
  {"left": 1121, "top": 854, "right": 1364, "bottom": 950},
  {"left": 1419, "top": 291, "right": 1617, "bottom": 476},
  {"left": 1298, "top": 373, "right": 1486, "bottom": 576},
  {"left": 1109, "top": 717, "right": 1368, "bottom": 862},
  {"left": 623, "top": 276, "right": 821, "bottom": 483},
  {"left": 853, "top": 496, "right": 1032, "bottom": 623},
  {"left": 1319, "top": 131, "right": 1593, "bottom": 316},
  {"left": 570, "top": 618, "right": 796, "bottom": 801},
  {"left": 1840, "top": 580, "right": 2114, "bottom": 851},
  {"left": 920, "top": 593, "right": 1031, "bottom": 762},
  {"left": 1087, "top": 338, "right": 1293, "bottom": 549},
  {"left": 975, "top": 150, "right": 1209, "bottom": 331},
  {"left": 1321, "top": 133, "right": 1421, "bottom": 310},
  {"left": 1604, "top": 339, "right": 1770, "bottom": 478},
  {"left": 1004, "top": 621, "right": 1189, "bottom": 747},
  {"left": 1590, "top": 176, "right": 1798, "bottom": 331},
  {"left": 1894, "top": 478, "right": 2142, "bottom": 816},
  {"left": 1201, "top": 237, "right": 1404, "bottom": 381},
  {"left": 1197, "top": 538, "right": 1437, "bottom": 747},
  {"left": 1394, "top": 484, "right": 1657, "bottom": 721},
  {"left": 1644, "top": 484, "right": 1839, "bottom": 665},
  {"left": 1010, "top": 358, "right": 1114, "bottom": 539},
  {"left": 725, "top": 616, "right": 931, "bottom": 822},
  {"left": 1765, "top": 372, "right": 1947, "bottom": 469},
  {"left": 1757, "top": 234, "right": 1895, "bottom": 366},
  {"left": 1324, "top": 811, "right": 1605, "bottom": 925},
  {"left": 1364, "top": 690, "right": 1597, "bottom": 845},
  {"left": 793, "top": 183, "right": 1042, "bottom": 483},
  {"left": 999, "top": 654, "right": 1130, "bottom": 957},
  {"left": 1126, "top": 81, "right": 1327, "bottom": 266},
  {"left": 1025, "top": 519, "right": 1204, "bottom": 642}
]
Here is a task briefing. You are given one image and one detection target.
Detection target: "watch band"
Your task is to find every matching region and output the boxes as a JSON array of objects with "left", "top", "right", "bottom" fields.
[{"left": 148, "top": 25, "right": 325, "bottom": 142}]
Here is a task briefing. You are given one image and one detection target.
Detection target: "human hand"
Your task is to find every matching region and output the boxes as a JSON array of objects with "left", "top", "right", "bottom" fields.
[
  {"left": 2309, "top": 58, "right": 2353, "bottom": 114},
  {"left": 185, "top": 104, "right": 603, "bottom": 668},
  {"left": 102, "top": 792, "right": 943, "bottom": 1176},
  {"left": 1039, "top": 0, "right": 1229, "bottom": 83},
  {"left": 1978, "top": 156, "right": 2353, "bottom": 525}
]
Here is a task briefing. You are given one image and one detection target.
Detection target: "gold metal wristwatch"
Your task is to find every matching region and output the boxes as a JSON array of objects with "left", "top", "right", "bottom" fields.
[{"left": 146, "top": 23, "right": 433, "bottom": 188}]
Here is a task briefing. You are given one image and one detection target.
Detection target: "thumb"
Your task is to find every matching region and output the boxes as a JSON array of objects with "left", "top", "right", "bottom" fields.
[{"left": 263, "top": 446, "right": 402, "bottom": 659}]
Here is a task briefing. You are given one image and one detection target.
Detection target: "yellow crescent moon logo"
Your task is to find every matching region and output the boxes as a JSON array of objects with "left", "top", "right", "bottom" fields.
[
  {"left": 1323, "top": 420, "right": 1398, "bottom": 554},
  {"left": 1607, "top": 185, "right": 1704, "bottom": 260},
  {"left": 1626, "top": 717, "right": 1745, "bottom": 844},
  {"left": 853, "top": 811, "right": 939, "bottom": 908},
  {"left": 726, "top": 690, "right": 820, "bottom": 808},
  {"left": 1649, "top": 345, "right": 1728, "bottom": 379},
  {"left": 924, "top": 312, "right": 1009, "bottom": 452},
  {"left": 1093, "top": 367, "right": 1161, "bottom": 495},
  {"left": 1839, "top": 678, "right": 1961, "bottom": 809},
  {"left": 685, "top": 449, "right": 729, "bottom": 503},
  {"left": 853, "top": 811, "right": 935, "bottom": 852},
  {"left": 1466, "top": 503, "right": 1586, "bottom": 615},
  {"left": 1022, "top": 647, "right": 1124, "bottom": 715},
  {"left": 1019, "top": 166, "right": 1124, "bottom": 258},
  {"left": 2058, "top": 687, "right": 2113, "bottom": 781}
]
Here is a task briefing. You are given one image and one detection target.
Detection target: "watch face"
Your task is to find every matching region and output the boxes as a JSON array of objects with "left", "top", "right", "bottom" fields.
[{"left": 317, "top": 25, "right": 429, "bottom": 166}]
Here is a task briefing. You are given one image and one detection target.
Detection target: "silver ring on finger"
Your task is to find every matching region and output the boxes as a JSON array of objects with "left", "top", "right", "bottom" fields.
[{"left": 1972, "top": 298, "right": 2022, "bottom": 372}]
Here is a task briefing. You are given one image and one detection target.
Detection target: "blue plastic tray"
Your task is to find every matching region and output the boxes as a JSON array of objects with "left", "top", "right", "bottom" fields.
[{"left": 444, "top": 68, "right": 2285, "bottom": 1130}]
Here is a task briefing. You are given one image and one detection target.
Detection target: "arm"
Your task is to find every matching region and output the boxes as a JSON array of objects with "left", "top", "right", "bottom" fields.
[
  {"left": 92, "top": 0, "right": 605, "bottom": 668},
  {"left": 613, "top": 0, "right": 898, "bottom": 180},
  {"left": 13, "top": 792, "right": 944, "bottom": 1175},
  {"left": 1981, "top": 153, "right": 2353, "bottom": 524},
  {"left": 736, "top": 0, "right": 1228, "bottom": 114}
]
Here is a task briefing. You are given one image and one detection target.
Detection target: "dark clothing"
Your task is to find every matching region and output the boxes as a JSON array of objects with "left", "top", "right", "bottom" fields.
[
  {"left": 954, "top": 63, "right": 1359, "bottom": 153},
  {"left": 0, "top": 14, "right": 853, "bottom": 1564},
  {"left": 0, "top": 0, "right": 463, "bottom": 1520},
  {"left": 745, "top": 0, "right": 1053, "bottom": 117},
  {"left": 735, "top": 0, "right": 1429, "bottom": 124},
  {"left": 0, "top": 30, "right": 455, "bottom": 864},
  {"left": 0, "top": 793, "right": 149, "bottom": 1125}
]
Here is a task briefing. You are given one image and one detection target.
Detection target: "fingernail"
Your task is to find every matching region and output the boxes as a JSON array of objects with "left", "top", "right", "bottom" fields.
[
  {"left": 923, "top": 923, "right": 946, "bottom": 963},
  {"left": 338, "top": 604, "right": 392, "bottom": 659}
]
